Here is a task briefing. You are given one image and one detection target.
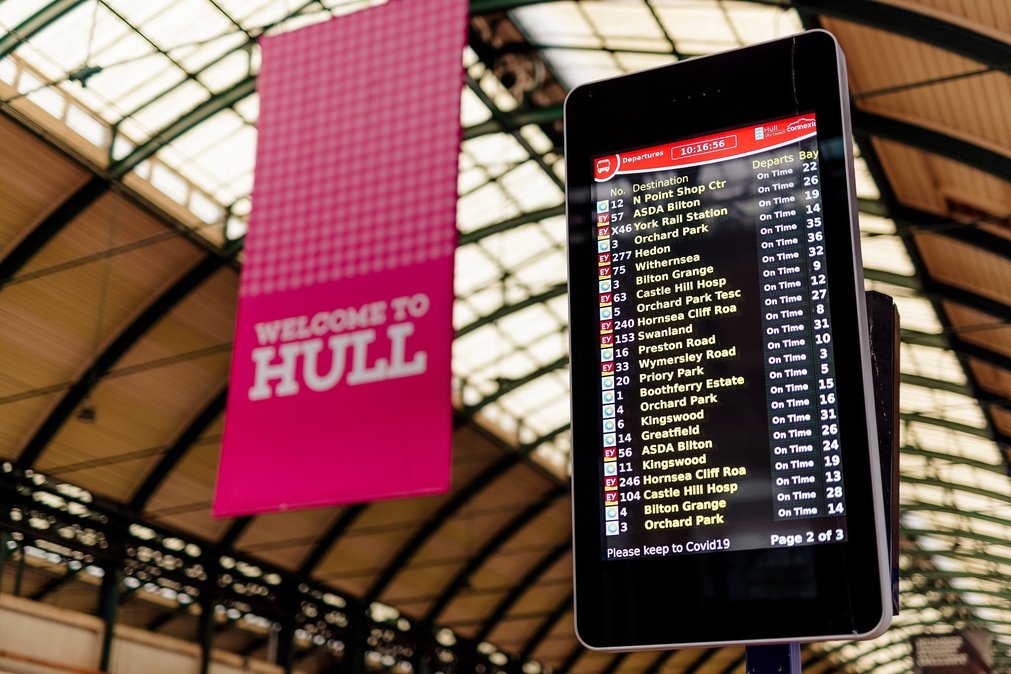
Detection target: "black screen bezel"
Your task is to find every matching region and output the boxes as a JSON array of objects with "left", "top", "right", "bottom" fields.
[{"left": 565, "top": 30, "right": 890, "bottom": 649}]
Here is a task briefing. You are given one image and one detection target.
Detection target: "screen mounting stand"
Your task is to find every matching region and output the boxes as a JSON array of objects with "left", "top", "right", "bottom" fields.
[
  {"left": 746, "top": 644, "right": 802, "bottom": 674},
  {"left": 745, "top": 291, "right": 898, "bottom": 674}
]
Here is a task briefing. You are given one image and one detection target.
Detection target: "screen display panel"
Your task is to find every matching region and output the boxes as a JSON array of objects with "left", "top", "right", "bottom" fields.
[
  {"left": 591, "top": 114, "right": 848, "bottom": 560},
  {"left": 565, "top": 31, "right": 891, "bottom": 648}
]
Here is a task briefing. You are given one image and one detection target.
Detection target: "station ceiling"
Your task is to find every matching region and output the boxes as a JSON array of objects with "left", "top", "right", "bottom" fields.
[{"left": 0, "top": 1, "right": 1009, "bottom": 673}]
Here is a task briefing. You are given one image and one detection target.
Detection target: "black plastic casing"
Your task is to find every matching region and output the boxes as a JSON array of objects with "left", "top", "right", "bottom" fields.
[{"left": 564, "top": 30, "right": 891, "bottom": 650}]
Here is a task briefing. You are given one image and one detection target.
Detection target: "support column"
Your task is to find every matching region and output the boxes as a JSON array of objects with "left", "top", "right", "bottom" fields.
[
  {"left": 0, "top": 530, "right": 9, "bottom": 594},
  {"left": 348, "top": 605, "right": 369, "bottom": 674},
  {"left": 409, "top": 623, "right": 434, "bottom": 674},
  {"left": 98, "top": 566, "right": 123, "bottom": 671},
  {"left": 746, "top": 644, "right": 801, "bottom": 674},
  {"left": 455, "top": 641, "right": 479, "bottom": 674},
  {"left": 271, "top": 582, "right": 298, "bottom": 674},
  {"left": 12, "top": 539, "right": 25, "bottom": 596},
  {"left": 275, "top": 620, "right": 296, "bottom": 673},
  {"left": 198, "top": 595, "right": 215, "bottom": 674}
]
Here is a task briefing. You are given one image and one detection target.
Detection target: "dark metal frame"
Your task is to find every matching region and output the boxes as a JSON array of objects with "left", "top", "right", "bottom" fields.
[
  {"left": 129, "top": 386, "right": 228, "bottom": 511},
  {"left": 518, "top": 590, "right": 572, "bottom": 661},
  {"left": 424, "top": 485, "right": 565, "bottom": 624},
  {"left": 474, "top": 539, "right": 569, "bottom": 643},
  {"left": 16, "top": 253, "right": 230, "bottom": 469},
  {"left": 0, "top": 177, "right": 107, "bottom": 287},
  {"left": 0, "top": 0, "right": 88, "bottom": 59}
]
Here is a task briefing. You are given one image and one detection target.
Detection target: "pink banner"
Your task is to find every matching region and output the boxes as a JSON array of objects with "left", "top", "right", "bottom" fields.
[{"left": 215, "top": 0, "right": 468, "bottom": 517}]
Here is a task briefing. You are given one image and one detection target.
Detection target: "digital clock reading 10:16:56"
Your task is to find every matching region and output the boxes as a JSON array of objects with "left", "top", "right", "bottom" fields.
[{"left": 672, "top": 134, "right": 737, "bottom": 158}]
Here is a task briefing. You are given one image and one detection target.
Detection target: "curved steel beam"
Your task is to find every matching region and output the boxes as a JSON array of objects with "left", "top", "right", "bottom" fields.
[
  {"left": 15, "top": 254, "right": 228, "bottom": 468},
  {"left": 905, "top": 501, "right": 1011, "bottom": 534},
  {"left": 129, "top": 386, "right": 227, "bottom": 511},
  {"left": 907, "top": 567, "right": 1011, "bottom": 589},
  {"left": 600, "top": 652, "right": 629, "bottom": 674},
  {"left": 643, "top": 650, "right": 676, "bottom": 674},
  {"left": 905, "top": 526, "right": 1011, "bottom": 561},
  {"left": 0, "top": 177, "right": 107, "bottom": 289},
  {"left": 855, "top": 134, "right": 1011, "bottom": 465},
  {"left": 219, "top": 516, "right": 252, "bottom": 547},
  {"left": 949, "top": 335, "right": 1011, "bottom": 375},
  {"left": 900, "top": 414, "right": 990, "bottom": 441},
  {"left": 903, "top": 475, "right": 1011, "bottom": 512},
  {"left": 866, "top": 261, "right": 1011, "bottom": 409},
  {"left": 469, "top": 0, "right": 557, "bottom": 12},
  {"left": 925, "top": 277, "right": 1011, "bottom": 329},
  {"left": 361, "top": 417, "right": 569, "bottom": 607},
  {"left": 146, "top": 606, "right": 186, "bottom": 632},
  {"left": 109, "top": 76, "right": 256, "bottom": 178},
  {"left": 556, "top": 642, "right": 585, "bottom": 674},
  {"left": 364, "top": 445, "right": 541, "bottom": 605},
  {"left": 886, "top": 206, "right": 1011, "bottom": 315},
  {"left": 456, "top": 282, "right": 567, "bottom": 339},
  {"left": 902, "top": 445, "right": 1003, "bottom": 474},
  {"left": 712, "top": 651, "right": 745, "bottom": 674},
  {"left": 820, "top": 615, "right": 1007, "bottom": 672},
  {"left": 862, "top": 267, "right": 916, "bottom": 290},
  {"left": 0, "top": 0, "right": 87, "bottom": 59},
  {"left": 462, "top": 106, "right": 563, "bottom": 141},
  {"left": 465, "top": 74, "right": 563, "bottom": 192},
  {"left": 483, "top": 0, "right": 1011, "bottom": 80},
  {"left": 465, "top": 356, "right": 568, "bottom": 416},
  {"left": 29, "top": 565, "right": 83, "bottom": 601},
  {"left": 110, "top": 9, "right": 562, "bottom": 180},
  {"left": 457, "top": 204, "right": 565, "bottom": 246},
  {"left": 518, "top": 591, "right": 571, "bottom": 661},
  {"left": 475, "top": 539, "right": 569, "bottom": 643},
  {"left": 852, "top": 110, "right": 1011, "bottom": 184},
  {"left": 900, "top": 372, "right": 970, "bottom": 397},
  {"left": 297, "top": 504, "right": 367, "bottom": 576},
  {"left": 424, "top": 485, "right": 565, "bottom": 624},
  {"left": 824, "top": 626, "right": 989, "bottom": 674},
  {"left": 784, "top": 0, "right": 1011, "bottom": 69},
  {"left": 302, "top": 422, "right": 569, "bottom": 589}
]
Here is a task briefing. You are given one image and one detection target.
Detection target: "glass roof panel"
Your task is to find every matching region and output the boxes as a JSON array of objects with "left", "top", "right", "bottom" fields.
[
  {"left": 195, "top": 49, "right": 250, "bottom": 93},
  {"left": 510, "top": 2, "right": 602, "bottom": 50},
  {"left": 105, "top": 0, "right": 177, "bottom": 27},
  {"left": 902, "top": 343, "right": 967, "bottom": 385},
  {"left": 854, "top": 156, "right": 882, "bottom": 200},
  {"left": 458, "top": 182, "right": 521, "bottom": 233},
  {"left": 234, "top": 92, "right": 258, "bottom": 120},
  {"left": 174, "top": 31, "right": 250, "bottom": 73},
  {"left": 0, "top": 2, "right": 50, "bottom": 29},
  {"left": 498, "top": 161, "right": 564, "bottom": 211},
  {"left": 133, "top": 0, "right": 235, "bottom": 48},
  {"left": 85, "top": 56, "right": 185, "bottom": 121},
  {"left": 127, "top": 79, "right": 210, "bottom": 139},
  {"left": 461, "top": 86, "right": 492, "bottom": 127},
  {"left": 614, "top": 51, "right": 676, "bottom": 73},
  {"left": 12, "top": 3, "right": 106, "bottom": 80},
  {"left": 721, "top": 1, "right": 803, "bottom": 44},
  {"left": 861, "top": 235, "right": 917, "bottom": 275},
  {"left": 537, "top": 47, "right": 620, "bottom": 89},
  {"left": 653, "top": 0, "right": 740, "bottom": 52}
]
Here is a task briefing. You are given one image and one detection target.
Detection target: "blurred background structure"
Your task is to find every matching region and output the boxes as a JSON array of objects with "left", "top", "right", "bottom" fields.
[{"left": 0, "top": 1, "right": 1010, "bottom": 673}]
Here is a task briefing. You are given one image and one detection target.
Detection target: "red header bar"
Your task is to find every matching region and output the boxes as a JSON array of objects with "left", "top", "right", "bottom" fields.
[{"left": 594, "top": 113, "right": 817, "bottom": 182}]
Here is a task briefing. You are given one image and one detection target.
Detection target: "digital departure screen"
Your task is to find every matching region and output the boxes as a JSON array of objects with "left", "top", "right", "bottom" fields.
[
  {"left": 591, "top": 113, "right": 849, "bottom": 560},
  {"left": 566, "top": 32, "right": 891, "bottom": 649}
]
